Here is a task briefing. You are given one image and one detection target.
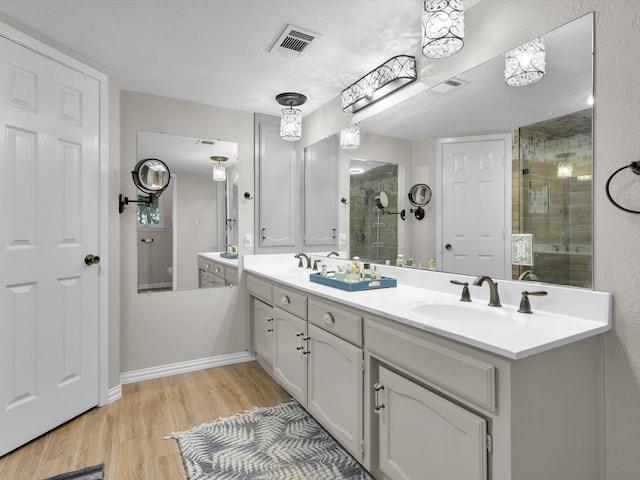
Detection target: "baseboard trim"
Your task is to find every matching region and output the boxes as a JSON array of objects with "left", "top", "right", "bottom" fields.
[
  {"left": 107, "top": 384, "right": 122, "bottom": 404},
  {"left": 120, "top": 351, "right": 256, "bottom": 385}
]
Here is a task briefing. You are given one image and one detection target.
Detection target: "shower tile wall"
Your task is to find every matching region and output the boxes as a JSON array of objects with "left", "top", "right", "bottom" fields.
[
  {"left": 514, "top": 109, "right": 593, "bottom": 288},
  {"left": 350, "top": 163, "right": 398, "bottom": 264}
]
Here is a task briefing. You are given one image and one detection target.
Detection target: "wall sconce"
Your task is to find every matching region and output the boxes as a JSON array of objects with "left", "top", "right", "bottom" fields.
[
  {"left": 422, "top": 0, "right": 465, "bottom": 59},
  {"left": 340, "top": 124, "right": 360, "bottom": 149},
  {"left": 341, "top": 55, "right": 417, "bottom": 113},
  {"left": 276, "top": 92, "right": 307, "bottom": 141},
  {"left": 211, "top": 156, "right": 227, "bottom": 182},
  {"left": 119, "top": 158, "right": 171, "bottom": 214},
  {"left": 505, "top": 37, "right": 546, "bottom": 86}
]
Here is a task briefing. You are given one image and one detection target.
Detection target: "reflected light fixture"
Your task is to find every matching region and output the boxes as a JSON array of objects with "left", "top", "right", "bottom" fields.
[
  {"left": 340, "top": 124, "right": 360, "bottom": 149},
  {"left": 422, "top": 0, "right": 465, "bottom": 59},
  {"left": 276, "top": 92, "right": 307, "bottom": 141},
  {"left": 556, "top": 152, "right": 575, "bottom": 178},
  {"left": 341, "top": 55, "right": 417, "bottom": 113},
  {"left": 505, "top": 37, "right": 546, "bottom": 86},
  {"left": 211, "top": 156, "right": 227, "bottom": 182}
]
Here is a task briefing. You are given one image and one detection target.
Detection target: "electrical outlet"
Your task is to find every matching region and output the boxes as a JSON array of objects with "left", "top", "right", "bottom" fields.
[{"left": 244, "top": 233, "right": 253, "bottom": 248}]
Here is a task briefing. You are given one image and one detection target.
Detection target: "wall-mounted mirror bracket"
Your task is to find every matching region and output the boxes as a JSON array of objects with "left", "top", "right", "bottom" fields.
[
  {"left": 119, "top": 158, "right": 171, "bottom": 214},
  {"left": 384, "top": 209, "right": 406, "bottom": 221},
  {"left": 410, "top": 206, "right": 425, "bottom": 220}
]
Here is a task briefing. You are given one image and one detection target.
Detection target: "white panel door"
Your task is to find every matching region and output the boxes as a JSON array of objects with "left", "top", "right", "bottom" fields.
[
  {"left": 376, "top": 366, "right": 487, "bottom": 480},
  {"left": 442, "top": 139, "right": 506, "bottom": 278},
  {"left": 0, "top": 34, "right": 100, "bottom": 456}
]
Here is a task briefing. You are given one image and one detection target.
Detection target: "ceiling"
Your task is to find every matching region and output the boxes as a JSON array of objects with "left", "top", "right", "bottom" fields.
[{"left": 0, "top": 0, "right": 478, "bottom": 117}]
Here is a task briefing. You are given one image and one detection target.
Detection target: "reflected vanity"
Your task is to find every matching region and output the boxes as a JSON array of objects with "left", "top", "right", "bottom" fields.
[{"left": 135, "top": 131, "right": 239, "bottom": 292}]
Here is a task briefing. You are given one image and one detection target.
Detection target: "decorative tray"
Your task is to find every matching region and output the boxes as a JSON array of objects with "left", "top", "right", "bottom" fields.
[
  {"left": 220, "top": 252, "right": 238, "bottom": 259},
  {"left": 309, "top": 271, "right": 397, "bottom": 291}
]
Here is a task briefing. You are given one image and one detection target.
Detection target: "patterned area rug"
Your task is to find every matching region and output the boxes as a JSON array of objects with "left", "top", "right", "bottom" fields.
[
  {"left": 44, "top": 463, "right": 104, "bottom": 480},
  {"left": 170, "top": 401, "right": 372, "bottom": 480}
]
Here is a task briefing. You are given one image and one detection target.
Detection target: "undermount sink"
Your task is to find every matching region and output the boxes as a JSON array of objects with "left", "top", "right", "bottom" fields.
[{"left": 410, "top": 300, "right": 527, "bottom": 328}]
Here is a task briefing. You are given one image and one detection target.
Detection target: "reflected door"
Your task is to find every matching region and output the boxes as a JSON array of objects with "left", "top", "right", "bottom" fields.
[
  {"left": 0, "top": 34, "right": 100, "bottom": 455},
  {"left": 441, "top": 138, "right": 508, "bottom": 278}
]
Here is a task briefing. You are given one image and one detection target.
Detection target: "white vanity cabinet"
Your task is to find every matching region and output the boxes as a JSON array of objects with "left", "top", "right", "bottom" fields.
[
  {"left": 307, "top": 299, "right": 364, "bottom": 461},
  {"left": 197, "top": 254, "right": 238, "bottom": 288},
  {"left": 373, "top": 365, "right": 487, "bottom": 480},
  {"left": 252, "top": 298, "right": 274, "bottom": 372},
  {"left": 273, "top": 307, "right": 308, "bottom": 404}
]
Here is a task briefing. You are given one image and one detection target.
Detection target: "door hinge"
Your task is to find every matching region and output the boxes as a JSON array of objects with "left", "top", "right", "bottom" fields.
[
  {"left": 361, "top": 439, "right": 365, "bottom": 459},
  {"left": 360, "top": 351, "right": 365, "bottom": 372},
  {"left": 486, "top": 433, "right": 493, "bottom": 453}
]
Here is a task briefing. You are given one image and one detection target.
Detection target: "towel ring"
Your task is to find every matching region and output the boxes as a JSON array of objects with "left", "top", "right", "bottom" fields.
[{"left": 605, "top": 161, "right": 640, "bottom": 214}]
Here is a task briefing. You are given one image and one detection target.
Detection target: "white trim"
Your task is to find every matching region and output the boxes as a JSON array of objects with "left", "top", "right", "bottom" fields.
[
  {"left": 0, "top": 20, "right": 111, "bottom": 408},
  {"left": 436, "top": 133, "right": 512, "bottom": 279},
  {"left": 108, "top": 385, "right": 122, "bottom": 404},
  {"left": 138, "top": 282, "right": 172, "bottom": 290},
  {"left": 120, "top": 351, "right": 256, "bottom": 385}
]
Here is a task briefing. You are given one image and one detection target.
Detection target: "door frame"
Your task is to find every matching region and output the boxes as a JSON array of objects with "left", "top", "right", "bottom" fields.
[
  {"left": 0, "top": 20, "right": 111, "bottom": 406},
  {"left": 436, "top": 134, "right": 512, "bottom": 278}
]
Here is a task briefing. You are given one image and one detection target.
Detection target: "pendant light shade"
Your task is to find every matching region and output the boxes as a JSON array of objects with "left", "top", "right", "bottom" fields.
[
  {"left": 211, "top": 156, "right": 227, "bottom": 182},
  {"left": 276, "top": 92, "right": 307, "bottom": 142},
  {"left": 422, "top": 0, "right": 465, "bottom": 59},
  {"left": 505, "top": 37, "right": 546, "bottom": 86},
  {"left": 340, "top": 125, "right": 360, "bottom": 149}
]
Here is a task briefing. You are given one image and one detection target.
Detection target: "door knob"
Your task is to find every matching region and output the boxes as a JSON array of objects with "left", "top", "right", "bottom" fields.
[
  {"left": 84, "top": 254, "right": 100, "bottom": 265},
  {"left": 445, "top": 243, "right": 452, "bottom": 250}
]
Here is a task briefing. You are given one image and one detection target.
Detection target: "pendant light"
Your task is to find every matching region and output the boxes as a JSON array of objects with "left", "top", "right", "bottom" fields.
[
  {"left": 505, "top": 37, "right": 546, "bottom": 86},
  {"left": 211, "top": 156, "right": 227, "bottom": 182},
  {"left": 422, "top": 0, "right": 465, "bottom": 59},
  {"left": 276, "top": 92, "right": 307, "bottom": 141},
  {"left": 340, "top": 125, "right": 360, "bottom": 149}
]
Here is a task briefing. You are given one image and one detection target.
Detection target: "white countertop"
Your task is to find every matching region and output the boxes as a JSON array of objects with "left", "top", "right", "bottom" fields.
[
  {"left": 197, "top": 252, "right": 239, "bottom": 268},
  {"left": 243, "top": 254, "right": 612, "bottom": 360}
]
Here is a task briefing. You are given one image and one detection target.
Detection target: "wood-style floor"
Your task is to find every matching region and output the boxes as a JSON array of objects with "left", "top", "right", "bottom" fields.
[{"left": 0, "top": 361, "right": 291, "bottom": 480}]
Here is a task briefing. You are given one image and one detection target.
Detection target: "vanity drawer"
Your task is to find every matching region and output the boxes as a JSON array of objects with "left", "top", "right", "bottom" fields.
[
  {"left": 273, "top": 285, "right": 307, "bottom": 319},
  {"left": 247, "top": 275, "right": 272, "bottom": 304},
  {"left": 366, "top": 320, "right": 495, "bottom": 411},
  {"left": 308, "top": 298, "right": 362, "bottom": 347}
]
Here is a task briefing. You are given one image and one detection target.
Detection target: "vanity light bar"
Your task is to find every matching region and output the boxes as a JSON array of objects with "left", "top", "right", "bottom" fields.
[{"left": 341, "top": 55, "right": 417, "bottom": 113}]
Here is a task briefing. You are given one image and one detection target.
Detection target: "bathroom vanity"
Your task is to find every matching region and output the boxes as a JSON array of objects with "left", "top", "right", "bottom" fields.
[
  {"left": 244, "top": 254, "right": 611, "bottom": 480},
  {"left": 197, "top": 253, "right": 238, "bottom": 288}
]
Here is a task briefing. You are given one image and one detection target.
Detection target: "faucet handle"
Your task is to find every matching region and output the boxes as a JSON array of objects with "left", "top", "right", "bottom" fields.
[
  {"left": 450, "top": 280, "right": 471, "bottom": 302},
  {"left": 518, "top": 290, "right": 548, "bottom": 314},
  {"left": 313, "top": 259, "right": 320, "bottom": 271}
]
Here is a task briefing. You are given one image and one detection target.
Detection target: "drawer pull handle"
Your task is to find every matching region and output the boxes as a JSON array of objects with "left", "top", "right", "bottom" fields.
[
  {"left": 281, "top": 296, "right": 291, "bottom": 305},
  {"left": 323, "top": 312, "right": 335, "bottom": 327},
  {"left": 373, "top": 383, "right": 385, "bottom": 414},
  {"left": 267, "top": 317, "right": 274, "bottom": 322}
]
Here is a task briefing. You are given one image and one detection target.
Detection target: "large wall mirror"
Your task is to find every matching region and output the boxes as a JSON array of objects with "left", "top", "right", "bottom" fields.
[
  {"left": 136, "top": 131, "right": 239, "bottom": 292},
  {"left": 306, "top": 13, "right": 593, "bottom": 288}
]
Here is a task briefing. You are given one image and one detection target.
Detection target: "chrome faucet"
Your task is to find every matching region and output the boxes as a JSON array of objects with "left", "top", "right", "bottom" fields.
[
  {"left": 473, "top": 276, "right": 501, "bottom": 307},
  {"left": 327, "top": 251, "right": 340, "bottom": 258},
  {"left": 518, "top": 269, "right": 539, "bottom": 281},
  {"left": 294, "top": 253, "right": 312, "bottom": 269}
]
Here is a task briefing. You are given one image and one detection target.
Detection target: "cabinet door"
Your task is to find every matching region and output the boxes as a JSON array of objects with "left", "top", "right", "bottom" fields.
[
  {"left": 304, "top": 134, "right": 338, "bottom": 247},
  {"left": 256, "top": 115, "right": 297, "bottom": 248},
  {"left": 273, "top": 308, "right": 307, "bottom": 404},
  {"left": 307, "top": 324, "right": 363, "bottom": 462},
  {"left": 375, "top": 365, "right": 487, "bottom": 480},
  {"left": 253, "top": 298, "right": 274, "bottom": 371}
]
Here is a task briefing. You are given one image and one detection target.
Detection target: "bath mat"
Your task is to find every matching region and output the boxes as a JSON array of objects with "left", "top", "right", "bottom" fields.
[
  {"left": 169, "top": 401, "right": 371, "bottom": 480},
  {"left": 43, "top": 463, "right": 104, "bottom": 480}
]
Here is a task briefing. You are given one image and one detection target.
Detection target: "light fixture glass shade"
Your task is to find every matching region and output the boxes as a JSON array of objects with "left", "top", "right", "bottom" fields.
[
  {"left": 340, "top": 125, "right": 360, "bottom": 149},
  {"left": 422, "top": 0, "right": 465, "bottom": 59},
  {"left": 280, "top": 107, "right": 302, "bottom": 141},
  {"left": 557, "top": 162, "right": 574, "bottom": 178},
  {"left": 341, "top": 55, "right": 417, "bottom": 112},
  {"left": 213, "top": 162, "right": 226, "bottom": 182},
  {"left": 505, "top": 37, "right": 546, "bottom": 86}
]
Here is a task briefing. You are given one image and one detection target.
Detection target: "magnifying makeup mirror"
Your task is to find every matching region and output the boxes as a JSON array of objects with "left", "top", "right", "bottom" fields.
[{"left": 119, "top": 158, "right": 171, "bottom": 213}]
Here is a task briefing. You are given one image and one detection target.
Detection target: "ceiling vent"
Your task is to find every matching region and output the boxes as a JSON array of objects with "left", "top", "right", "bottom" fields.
[
  {"left": 426, "top": 77, "right": 470, "bottom": 97},
  {"left": 270, "top": 24, "right": 320, "bottom": 58}
]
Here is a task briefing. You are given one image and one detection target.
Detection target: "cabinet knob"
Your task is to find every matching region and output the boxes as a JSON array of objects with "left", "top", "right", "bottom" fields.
[
  {"left": 323, "top": 312, "right": 335, "bottom": 328},
  {"left": 281, "top": 296, "right": 291, "bottom": 305}
]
